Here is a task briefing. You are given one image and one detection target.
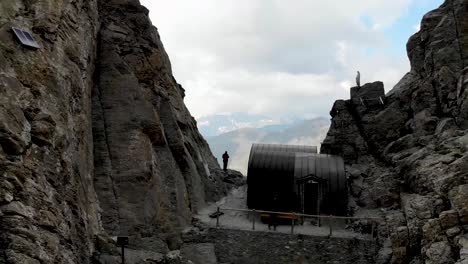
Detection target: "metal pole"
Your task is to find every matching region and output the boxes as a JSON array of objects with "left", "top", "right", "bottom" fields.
[
  {"left": 252, "top": 209, "right": 256, "bottom": 230},
  {"left": 329, "top": 219, "right": 332, "bottom": 237},
  {"left": 216, "top": 207, "right": 220, "bottom": 228},
  {"left": 121, "top": 245, "right": 125, "bottom": 264}
]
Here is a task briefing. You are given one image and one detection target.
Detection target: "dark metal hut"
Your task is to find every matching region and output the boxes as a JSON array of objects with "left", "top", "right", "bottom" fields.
[{"left": 247, "top": 143, "right": 347, "bottom": 216}]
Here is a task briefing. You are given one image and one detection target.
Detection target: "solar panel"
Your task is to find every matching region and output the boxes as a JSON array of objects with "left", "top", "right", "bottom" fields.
[{"left": 12, "top": 27, "right": 41, "bottom": 49}]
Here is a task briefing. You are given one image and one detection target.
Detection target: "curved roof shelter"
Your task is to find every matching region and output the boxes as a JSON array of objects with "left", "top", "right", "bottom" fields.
[
  {"left": 248, "top": 143, "right": 317, "bottom": 158},
  {"left": 294, "top": 153, "right": 347, "bottom": 214},
  {"left": 247, "top": 143, "right": 347, "bottom": 215},
  {"left": 247, "top": 150, "right": 297, "bottom": 212}
]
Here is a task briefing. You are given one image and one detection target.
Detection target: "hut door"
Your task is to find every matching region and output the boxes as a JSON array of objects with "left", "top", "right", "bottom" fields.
[{"left": 303, "top": 181, "right": 320, "bottom": 215}]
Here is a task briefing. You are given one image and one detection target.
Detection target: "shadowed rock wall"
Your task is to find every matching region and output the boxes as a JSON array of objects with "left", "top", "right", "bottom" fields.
[
  {"left": 0, "top": 0, "right": 241, "bottom": 263},
  {"left": 93, "top": 0, "right": 234, "bottom": 252},
  {"left": 321, "top": 0, "right": 468, "bottom": 263}
]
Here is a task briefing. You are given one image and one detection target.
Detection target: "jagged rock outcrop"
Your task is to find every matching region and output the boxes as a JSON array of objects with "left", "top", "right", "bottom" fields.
[
  {"left": 322, "top": 0, "right": 468, "bottom": 263},
  {"left": 93, "top": 0, "right": 235, "bottom": 252},
  {"left": 0, "top": 0, "right": 243, "bottom": 263}
]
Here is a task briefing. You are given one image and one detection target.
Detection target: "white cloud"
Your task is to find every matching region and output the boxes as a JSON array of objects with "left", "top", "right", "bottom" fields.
[
  {"left": 198, "top": 120, "right": 210, "bottom": 127},
  {"left": 140, "top": 0, "right": 414, "bottom": 118},
  {"left": 335, "top": 41, "right": 349, "bottom": 67}
]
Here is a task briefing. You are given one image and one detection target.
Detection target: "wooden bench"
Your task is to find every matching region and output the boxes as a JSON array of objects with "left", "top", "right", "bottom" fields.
[
  {"left": 260, "top": 213, "right": 300, "bottom": 220},
  {"left": 260, "top": 213, "right": 300, "bottom": 230}
]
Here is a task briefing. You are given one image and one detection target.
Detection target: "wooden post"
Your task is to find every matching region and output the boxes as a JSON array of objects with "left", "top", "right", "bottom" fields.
[
  {"left": 317, "top": 185, "right": 321, "bottom": 227},
  {"left": 291, "top": 213, "right": 295, "bottom": 234},
  {"left": 329, "top": 219, "right": 333, "bottom": 237},
  {"left": 252, "top": 209, "right": 256, "bottom": 230},
  {"left": 301, "top": 184, "right": 305, "bottom": 221},
  {"left": 216, "top": 207, "right": 220, "bottom": 228},
  {"left": 371, "top": 221, "right": 375, "bottom": 239},
  {"left": 301, "top": 185, "right": 305, "bottom": 225},
  {"left": 121, "top": 245, "right": 125, "bottom": 264},
  {"left": 117, "top": 237, "right": 128, "bottom": 264}
]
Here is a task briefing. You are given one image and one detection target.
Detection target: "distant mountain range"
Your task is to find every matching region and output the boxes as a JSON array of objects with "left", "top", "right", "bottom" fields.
[
  {"left": 199, "top": 115, "right": 330, "bottom": 174},
  {"left": 196, "top": 112, "right": 310, "bottom": 137}
]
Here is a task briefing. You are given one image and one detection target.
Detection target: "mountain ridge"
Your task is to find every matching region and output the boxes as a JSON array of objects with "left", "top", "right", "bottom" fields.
[{"left": 206, "top": 117, "right": 329, "bottom": 173}]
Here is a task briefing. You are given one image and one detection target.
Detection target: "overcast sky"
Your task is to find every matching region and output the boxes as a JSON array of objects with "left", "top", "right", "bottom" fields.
[{"left": 140, "top": 0, "right": 442, "bottom": 119}]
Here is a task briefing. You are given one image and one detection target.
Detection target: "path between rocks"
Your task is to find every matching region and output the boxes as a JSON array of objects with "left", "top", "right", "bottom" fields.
[{"left": 195, "top": 186, "right": 371, "bottom": 240}]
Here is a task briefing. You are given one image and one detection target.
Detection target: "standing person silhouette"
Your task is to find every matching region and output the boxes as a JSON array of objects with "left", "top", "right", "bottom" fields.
[{"left": 222, "top": 151, "right": 229, "bottom": 171}]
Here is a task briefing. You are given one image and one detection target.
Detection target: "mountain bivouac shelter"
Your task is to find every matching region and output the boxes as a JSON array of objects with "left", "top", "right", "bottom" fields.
[{"left": 247, "top": 143, "right": 347, "bottom": 216}]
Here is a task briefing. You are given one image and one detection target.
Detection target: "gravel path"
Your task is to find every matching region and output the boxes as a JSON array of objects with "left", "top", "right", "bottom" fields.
[{"left": 195, "top": 186, "right": 371, "bottom": 240}]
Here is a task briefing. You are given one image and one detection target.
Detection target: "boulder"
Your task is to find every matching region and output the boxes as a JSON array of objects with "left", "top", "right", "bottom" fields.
[
  {"left": 350, "top": 81, "right": 385, "bottom": 103},
  {"left": 449, "top": 185, "right": 468, "bottom": 213},
  {"left": 425, "top": 241, "right": 454, "bottom": 264},
  {"left": 439, "top": 210, "right": 460, "bottom": 229}
]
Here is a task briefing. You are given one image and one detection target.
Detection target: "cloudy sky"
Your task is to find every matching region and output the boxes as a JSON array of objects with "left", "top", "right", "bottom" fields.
[{"left": 141, "top": 0, "right": 442, "bottom": 120}]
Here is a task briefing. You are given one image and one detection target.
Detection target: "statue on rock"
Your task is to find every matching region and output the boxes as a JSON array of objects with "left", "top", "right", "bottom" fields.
[{"left": 356, "top": 71, "right": 361, "bottom": 88}]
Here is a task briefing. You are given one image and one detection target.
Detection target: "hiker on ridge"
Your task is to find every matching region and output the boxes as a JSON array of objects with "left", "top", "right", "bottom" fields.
[{"left": 222, "top": 151, "right": 229, "bottom": 172}]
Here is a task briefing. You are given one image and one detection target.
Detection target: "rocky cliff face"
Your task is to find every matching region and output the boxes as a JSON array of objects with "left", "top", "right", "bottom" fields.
[
  {"left": 0, "top": 0, "right": 241, "bottom": 263},
  {"left": 321, "top": 0, "right": 468, "bottom": 263}
]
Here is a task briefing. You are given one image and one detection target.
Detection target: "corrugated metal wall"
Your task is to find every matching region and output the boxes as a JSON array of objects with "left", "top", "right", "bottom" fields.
[{"left": 247, "top": 143, "right": 347, "bottom": 215}]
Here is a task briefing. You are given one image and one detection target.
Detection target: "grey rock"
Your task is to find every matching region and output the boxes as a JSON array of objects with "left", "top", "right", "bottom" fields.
[
  {"left": 0, "top": 102, "right": 31, "bottom": 155},
  {"left": 350, "top": 81, "right": 385, "bottom": 107},
  {"left": 446, "top": 226, "right": 462, "bottom": 238},
  {"left": 187, "top": 228, "right": 375, "bottom": 264},
  {"left": 447, "top": 184, "right": 468, "bottom": 220},
  {"left": 407, "top": 109, "right": 438, "bottom": 136},
  {"left": 422, "top": 219, "right": 443, "bottom": 244},
  {"left": 425, "top": 241, "right": 454, "bottom": 264},
  {"left": 0, "top": 201, "right": 35, "bottom": 219},
  {"left": 180, "top": 243, "right": 218, "bottom": 264},
  {"left": 321, "top": 1, "right": 468, "bottom": 263},
  {"left": 435, "top": 118, "right": 457, "bottom": 135},
  {"left": 0, "top": 0, "right": 243, "bottom": 263},
  {"left": 439, "top": 210, "right": 460, "bottom": 229},
  {"left": 376, "top": 239, "right": 393, "bottom": 264},
  {"left": 125, "top": 249, "right": 164, "bottom": 264},
  {"left": 458, "top": 235, "right": 468, "bottom": 262}
]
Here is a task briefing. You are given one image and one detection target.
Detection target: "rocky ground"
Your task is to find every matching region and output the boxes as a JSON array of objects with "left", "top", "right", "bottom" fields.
[
  {"left": 92, "top": 223, "right": 377, "bottom": 264},
  {"left": 182, "top": 227, "right": 376, "bottom": 264}
]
